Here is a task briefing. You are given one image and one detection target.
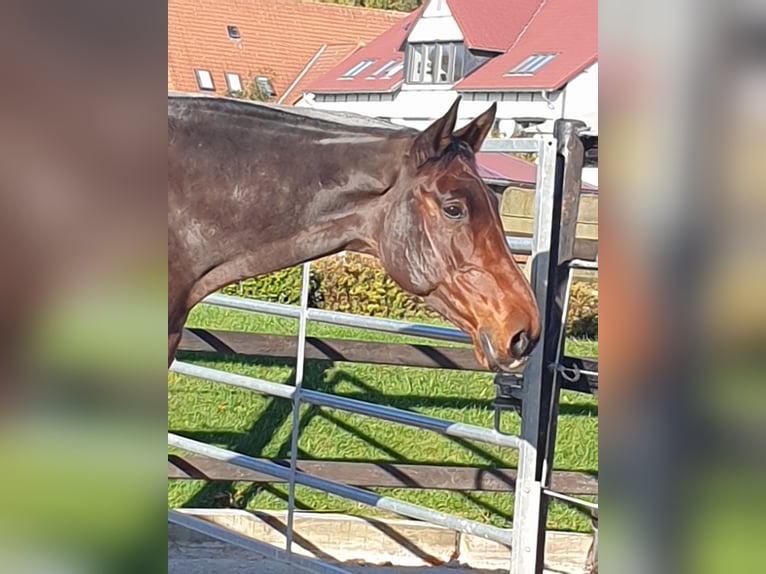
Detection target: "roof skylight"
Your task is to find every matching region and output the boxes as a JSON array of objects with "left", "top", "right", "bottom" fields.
[
  {"left": 340, "top": 60, "right": 375, "bottom": 80},
  {"left": 367, "top": 59, "right": 400, "bottom": 79},
  {"left": 507, "top": 54, "right": 557, "bottom": 75}
]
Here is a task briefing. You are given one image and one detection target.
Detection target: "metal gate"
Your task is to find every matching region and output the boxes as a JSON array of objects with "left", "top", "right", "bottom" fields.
[{"left": 168, "top": 118, "right": 597, "bottom": 574}]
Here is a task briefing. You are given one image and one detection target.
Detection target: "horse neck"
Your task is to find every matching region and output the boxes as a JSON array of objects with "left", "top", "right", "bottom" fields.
[
  {"left": 286, "top": 135, "right": 413, "bottom": 258},
  {"left": 174, "top": 125, "right": 413, "bottom": 296}
]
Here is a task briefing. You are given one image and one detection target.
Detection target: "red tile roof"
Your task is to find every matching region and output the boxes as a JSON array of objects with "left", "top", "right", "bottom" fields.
[
  {"left": 308, "top": 9, "right": 422, "bottom": 94},
  {"left": 455, "top": 0, "right": 597, "bottom": 91},
  {"left": 307, "top": 0, "right": 596, "bottom": 94},
  {"left": 476, "top": 152, "right": 538, "bottom": 184},
  {"left": 281, "top": 43, "right": 364, "bottom": 104},
  {"left": 476, "top": 152, "right": 597, "bottom": 191},
  {"left": 168, "top": 0, "right": 406, "bottom": 103},
  {"left": 447, "top": 0, "right": 542, "bottom": 53}
]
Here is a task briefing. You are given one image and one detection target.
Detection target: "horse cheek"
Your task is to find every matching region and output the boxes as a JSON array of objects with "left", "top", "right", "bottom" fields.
[{"left": 381, "top": 201, "right": 436, "bottom": 296}]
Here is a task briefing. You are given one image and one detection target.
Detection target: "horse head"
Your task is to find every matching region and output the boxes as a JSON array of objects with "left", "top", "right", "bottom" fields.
[{"left": 376, "top": 98, "right": 541, "bottom": 371}]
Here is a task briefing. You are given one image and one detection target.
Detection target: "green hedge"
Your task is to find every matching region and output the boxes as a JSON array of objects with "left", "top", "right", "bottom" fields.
[
  {"left": 567, "top": 282, "right": 598, "bottom": 339},
  {"left": 221, "top": 253, "right": 597, "bottom": 338},
  {"left": 221, "top": 265, "right": 323, "bottom": 307},
  {"left": 311, "top": 254, "right": 438, "bottom": 320}
]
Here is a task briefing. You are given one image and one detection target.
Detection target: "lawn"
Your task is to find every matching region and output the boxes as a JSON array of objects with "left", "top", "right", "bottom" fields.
[{"left": 168, "top": 303, "right": 598, "bottom": 533}]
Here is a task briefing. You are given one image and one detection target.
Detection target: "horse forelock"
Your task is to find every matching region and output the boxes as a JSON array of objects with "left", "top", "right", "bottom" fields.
[{"left": 442, "top": 138, "right": 475, "bottom": 162}]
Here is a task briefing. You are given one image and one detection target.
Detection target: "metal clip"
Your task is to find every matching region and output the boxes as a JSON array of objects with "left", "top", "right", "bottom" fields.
[
  {"left": 549, "top": 362, "right": 581, "bottom": 382},
  {"left": 493, "top": 372, "right": 524, "bottom": 425}
]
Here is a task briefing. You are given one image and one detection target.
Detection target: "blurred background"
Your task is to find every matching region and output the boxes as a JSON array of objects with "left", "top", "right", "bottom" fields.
[
  {"left": 0, "top": 1, "right": 167, "bottom": 572},
  {"left": 0, "top": 0, "right": 763, "bottom": 572},
  {"left": 599, "top": 0, "right": 766, "bottom": 572}
]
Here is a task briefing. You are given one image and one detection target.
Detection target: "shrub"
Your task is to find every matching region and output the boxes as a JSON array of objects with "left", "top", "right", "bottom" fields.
[
  {"left": 566, "top": 282, "right": 598, "bottom": 339},
  {"left": 217, "top": 254, "right": 598, "bottom": 339},
  {"left": 220, "top": 265, "right": 322, "bottom": 307},
  {"left": 311, "top": 253, "right": 438, "bottom": 321}
]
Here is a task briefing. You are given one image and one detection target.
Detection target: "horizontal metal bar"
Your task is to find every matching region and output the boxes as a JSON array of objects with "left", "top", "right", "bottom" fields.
[
  {"left": 169, "top": 434, "right": 513, "bottom": 546},
  {"left": 170, "top": 361, "right": 522, "bottom": 449},
  {"left": 480, "top": 139, "right": 542, "bottom": 153},
  {"left": 172, "top": 360, "right": 294, "bottom": 397},
  {"left": 203, "top": 294, "right": 472, "bottom": 345},
  {"left": 169, "top": 509, "right": 354, "bottom": 574},
  {"left": 506, "top": 236, "right": 533, "bottom": 254},
  {"left": 569, "top": 258, "right": 598, "bottom": 270},
  {"left": 543, "top": 488, "right": 599, "bottom": 512},
  {"left": 483, "top": 177, "right": 514, "bottom": 186},
  {"left": 550, "top": 362, "right": 599, "bottom": 382}
]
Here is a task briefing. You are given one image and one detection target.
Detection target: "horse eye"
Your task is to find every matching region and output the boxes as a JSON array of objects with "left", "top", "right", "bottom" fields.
[{"left": 443, "top": 204, "right": 465, "bottom": 220}]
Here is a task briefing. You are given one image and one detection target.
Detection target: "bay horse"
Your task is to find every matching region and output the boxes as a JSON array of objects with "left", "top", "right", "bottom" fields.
[{"left": 168, "top": 94, "right": 540, "bottom": 371}]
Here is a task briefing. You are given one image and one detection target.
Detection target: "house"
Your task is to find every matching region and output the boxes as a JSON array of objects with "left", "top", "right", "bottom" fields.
[
  {"left": 297, "top": 0, "right": 598, "bottom": 187},
  {"left": 168, "top": 0, "right": 406, "bottom": 104}
]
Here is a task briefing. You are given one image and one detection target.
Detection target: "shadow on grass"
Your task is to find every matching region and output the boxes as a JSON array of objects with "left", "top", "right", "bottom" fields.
[
  {"left": 171, "top": 350, "right": 596, "bottom": 523},
  {"left": 174, "top": 362, "right": 297, "bottom": 509},
  {"left": 173, "top": 351, "right": 597, "bottom": 417},
  {"left": 258, "top": 487, "right": 457, "bottom": 565}
]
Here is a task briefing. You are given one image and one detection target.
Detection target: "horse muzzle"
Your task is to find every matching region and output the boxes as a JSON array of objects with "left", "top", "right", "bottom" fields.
[{"left": 478, "top": 328, "right": 538, "bottom": 372}]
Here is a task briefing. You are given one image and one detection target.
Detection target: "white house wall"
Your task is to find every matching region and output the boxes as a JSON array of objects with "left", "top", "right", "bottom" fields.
[
  {"left": 299, "top": 87, "right": 570, "bottom": 134},
  {"left": 560, "top": 63, "right": 598, "bottom": 134},
  {"left": 300, "top": 84, "right": 599, "bottom": 187},
  {"left": 407, "top": 0, "right": 463, "bottom": 42}
]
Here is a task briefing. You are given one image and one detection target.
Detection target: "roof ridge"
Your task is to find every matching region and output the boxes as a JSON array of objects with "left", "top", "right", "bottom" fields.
[
  {"left": 507, "top": 0, "right": 548, "bottom": 52},
  {"left": 293, "top": 0, "right": 410, "bottom": 17},
  {"left": 278, "top": 44, "right": 328, "bottom": 104}
]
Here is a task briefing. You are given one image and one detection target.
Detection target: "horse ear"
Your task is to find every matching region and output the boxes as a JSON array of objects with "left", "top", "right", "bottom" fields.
[
  {"left": 411, "top": 96, "right": 461, "bottom": 166},
  {"left": 453, "top": 102, "right": 497, "bottom": 153}
]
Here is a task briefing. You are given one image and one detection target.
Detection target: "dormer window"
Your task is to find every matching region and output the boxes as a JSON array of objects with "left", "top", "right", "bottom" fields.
[
  {"left": 406, "top": 42, "right": 466, "bottom": 84},
  {"left": 227, "top": 25, "right": 240, "bottom": 40}
]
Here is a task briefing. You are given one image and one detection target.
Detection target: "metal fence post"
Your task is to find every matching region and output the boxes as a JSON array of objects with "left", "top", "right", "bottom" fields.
[
  {"left": 510, "top": 120, "right": 586, "bottom": 574},
  {"left": 541, "top": 119, "right": 586, "bottom": 490},
  {"left": 286, "top": 261, "right": 313, "bottom": 553}
]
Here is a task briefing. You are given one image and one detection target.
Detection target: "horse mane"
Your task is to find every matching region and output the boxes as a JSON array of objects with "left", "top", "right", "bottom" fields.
[
  {"left": 167, "top": 94, "right": 476, "bottom": 167},
  {"left": 168, "top": 93, "right": 413, "bottom": 136}
]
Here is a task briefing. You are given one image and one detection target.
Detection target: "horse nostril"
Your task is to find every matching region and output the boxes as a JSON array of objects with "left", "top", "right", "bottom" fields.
[{"left": 509, "top": 329, "right": 532, "bottom": 359}]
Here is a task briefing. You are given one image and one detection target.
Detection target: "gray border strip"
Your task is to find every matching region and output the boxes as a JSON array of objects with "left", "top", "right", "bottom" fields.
[{"left": 169, "top": 509, "right": 354, "bottom": 574}]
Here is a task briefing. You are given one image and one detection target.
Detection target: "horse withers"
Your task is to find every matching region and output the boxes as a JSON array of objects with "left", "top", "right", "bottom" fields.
[{"left": 168, "top": 95, "right": 540, "bottom": 371}]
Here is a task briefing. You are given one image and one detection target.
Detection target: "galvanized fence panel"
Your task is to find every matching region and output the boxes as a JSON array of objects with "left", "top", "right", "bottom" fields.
[{"left": 168, "top": 130, "right": 598, "bottom": 574}]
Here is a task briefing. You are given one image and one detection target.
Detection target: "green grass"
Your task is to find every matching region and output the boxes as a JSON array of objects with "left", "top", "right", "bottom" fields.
[{"left": 169, "top": 304, "right": 598, "bottom": 532}]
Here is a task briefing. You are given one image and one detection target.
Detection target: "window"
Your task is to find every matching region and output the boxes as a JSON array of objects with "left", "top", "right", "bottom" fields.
[
  {"left": 225, "top": 72, "right": 242, "bottom": 94},
  {"left": 255, "top": 77, "right": 276, "bottom": 99},
  {"left": 383, "top": 62, "right": 404, "bottom": 79},
  {"left": 406, "top": 42, "right": 468, "bottom": 84},
  {"left": 424, "top": 45, "right": 437, "bottom": 82},
  {"left": 340, "top": 60, "right": 374, "bottom": 80},
  {"left": 367, "top": 59, "right": 400, "bottom": 79},
  {"left": 507, "top": 54, "right": 557, "bottom": 75},
  {"left": 453, "top": 46, "right": 464, "bottom": 79},
  {"left": 227, "top": 25, "right": 240, "bottom": 39},
  {"left": 410, "top": 47, "right": 423, "bottom": 82},
  {"left": 385, "top": 62, "right": 404, "bottom": 80},
  {"left": 195, "top": 69, "right": 215, "bottom": 91}
]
